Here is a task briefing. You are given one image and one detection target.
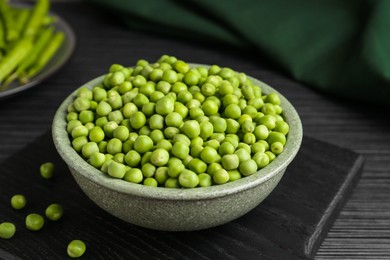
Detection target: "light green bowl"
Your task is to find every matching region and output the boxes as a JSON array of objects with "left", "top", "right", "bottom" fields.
[{"left": 52, "top": 66, "right": 302, "bottom": 231}]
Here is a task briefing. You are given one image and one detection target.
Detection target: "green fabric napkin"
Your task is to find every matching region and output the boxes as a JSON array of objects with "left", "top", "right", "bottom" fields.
[{"left": 88, "top": 0, "right": 390, "bottom": 106}]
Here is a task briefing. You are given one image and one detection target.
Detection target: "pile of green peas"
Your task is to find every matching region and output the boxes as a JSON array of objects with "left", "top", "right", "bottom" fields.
[{"left": 66, "top": 55, "right": 289, "bottom": 188}]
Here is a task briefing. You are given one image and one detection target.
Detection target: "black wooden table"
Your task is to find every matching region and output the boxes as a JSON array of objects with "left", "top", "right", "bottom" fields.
[{"left": 0, "top": 2, "right": 389, "bottom": 259}]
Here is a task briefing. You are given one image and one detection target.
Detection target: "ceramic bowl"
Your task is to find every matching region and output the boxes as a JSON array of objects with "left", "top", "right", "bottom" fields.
[{"left": 52, "top": 65, "right": 302, "bottom": 231}]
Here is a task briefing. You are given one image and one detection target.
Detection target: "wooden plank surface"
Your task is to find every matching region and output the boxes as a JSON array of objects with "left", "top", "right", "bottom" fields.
[
  {"left": 0, "top": 131, "right": 362, "bottom": 259},
  {"left": 0, "top": 2, "right": 389, "bottom": 259}
]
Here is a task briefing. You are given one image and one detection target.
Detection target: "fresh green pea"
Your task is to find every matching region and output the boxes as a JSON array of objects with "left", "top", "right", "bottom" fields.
[
  {"left": 188, "top": 158, "right": 207, "bottom": 174},
  {"left": 133, "top": 93, "right": 149, "bottom": 108},
  {"left": 213, "top": 169, "right": 229, "bottom": 184},
  {"left": 134, "top": 135, "right": 154, "bottom": 154},
  {"left": 178, "top": 169, "right": 199, "bottom": 188},
  {"left": 221, "top": 154, "right": 240, "bottom": 170},
  {"left": 150, "top": 129, "right": 164, "bottom": 144},
  {"left": 228, "top": 170, "right": 242, "bottom": 182},
  {"left": 71, "top": 125, "right": 89, "bottom": 139},
  {"left": 10, "top": 194, "right": 27, "bottom": 210},
  {"left": 143, "top": 177, "right": 158, "bottom": 187},
  {"left": 107, "top": 160, "right": 127, "bottom": 179},
  {"left": 124, "top": 150, "right": 141, "bottom": 167},
  {"left": 154, "top": 167, "right": 169, "bottom": 185},
  {"left": 124, "top": 168, "right": 143, "bottom": 184},
  {"left": 139, "top": 82, "right": 155, "bottom": 97},
  {"left": 142, "top": 102, "right": 155, "bottom": 117},
  {"left": 0, "top": 221, "right": 15, "bottom": 239},
  {"left": 106, "top": 138, "right": 122, "bottom": 155},
  {"left": 150, "top": 149, "right": 170, "bottom": 166},
  {"left": 198, "top": 173, "right": 212, "bottom": 187},
  {"left": 172, "top": 141, "right": 190, "bottom": 159},
  {"left": 73, "top": 97, "right": 90, "bottom": 112},
  {"left": 113, "top": 153, "right": 125, "bottom": 164},
  {"left": 82, "top": 142, "right": 99, "bottom": 158},
  {"left": 130, "top": 111, "right": 146, "bottom": 129},
  {"left": 89, "top": 152, "right": 106, "bottom": 168},
  {"left": 89, "top": 126, "right": 105, "bottom": 143},
  {"left": 25, "top": 213, "right": 44, "bottom": 231},
  {"left": 40, "top": 162, "right": 55, "bottom": 179},
  {"left": 72, "top": 136, "right": 88, "bottom": 152},
  {"left": 167, "top": 162, "right": 185, "bottom": 178},
  {"left": 45, "top": 203, "right": 63, "bottom": 221},
  {"left": 225, "top": 119, "right": 240, "bottom": 134},
  {"left": 253, "top": 152, "right": 270, "bottom": 168},
  {"left": 67, "top": 239, "right": 86, "bottom": 258},
  {"left": 155, "top": 96, "right": 174, "bottom": 115},
  {"left": 235, "top": 148, "right": 251, "bottom": 163},
  {"left": 180, "top": 120, "right": 200, "bottom": 139},
  {"left": 200, "top": 146, "right": 218, "bottom": 164},
  {"left": 239, "top": 159, "right": 258, "bottom": 176},
  {"left": 271, "top": 141, "right": 284, "bottom": 155},
  {"left": 209, "top": 117, "right": 226, "bottom": 133},
  {"left": 164, "top": 177, "right": 180, "bottom": 188},
  {"left": 149, "top": 114, "right": 164, "bottom": 130},
  {"left": 95, "top": 117, "right": 108, "bottom": 128},
  {"left": 267, "top": 131, "right": 286, "bottom": 145},
  {"left": 155, "top": 139, "right": 172, "bottom": 152},
  {"left": 190, "top": 144, "right": 204, "bottom": 158},
  {"left": 274, "top": 121, "right": 289, "bottom": 135},
  {"left": 204, "top": 139, "right": 220, "bottom": 150},
  {"left": 224, "top": 104, "right": 241, "bottom": 119},
  {"left": 103, "top": 121, "right": 118, "bottom": 138},
  {"left": 219, "top": 142, "right": 235, "bottom": 156}
]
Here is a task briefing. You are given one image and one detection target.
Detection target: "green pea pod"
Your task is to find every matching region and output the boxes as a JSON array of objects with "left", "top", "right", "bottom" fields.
[
  {"left": 0, "top": 0, "right": 19, "bottom": 42},
  {"left": 14, "top": 8, "right": 31, "bottom": 37},
  {"left": 0, "top": 37, "right": 33, "bottom": 84},
  {"left": 3, "top": 27, "right": 55, "bottom": 87},
  {"left": 23, "top": 31, "right": 64, "bottom": 82},
  {"left": 23, "top": 0, "right": 50, "bottom": 37},
  {"left": 0, "top": 18, "right": 5, "bottom": 49}
]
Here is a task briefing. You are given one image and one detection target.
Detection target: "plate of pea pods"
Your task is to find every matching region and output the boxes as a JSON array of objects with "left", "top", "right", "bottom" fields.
[{"left": 0, "top": 0, "right": 76, "bottom": 100}]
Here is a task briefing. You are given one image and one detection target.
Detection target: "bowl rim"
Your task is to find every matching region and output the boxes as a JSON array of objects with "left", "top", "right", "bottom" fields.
[{"left": 52, "top": 64, "right": 303, "bottom": 201}]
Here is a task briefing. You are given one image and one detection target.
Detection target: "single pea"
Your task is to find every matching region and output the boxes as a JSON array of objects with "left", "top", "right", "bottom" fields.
[
  {"left": 265, "top": 151, "right": 276, "bottom": 162},
  {"left": 103, "top": 121, "right": 118, "bottom": 138},
  {"left": 71, "top": 125, "right": 89, "bottom": 139},
  {"left": 239, "top": 159, "right": 258, "bottom": 176},
  {"left": 184, "top": 70, "right": 200, "bottom": 86},
  {"left": 210, "top": 133, "right": 225, "bottom": 143},
  {"left": 178, "top": 169, "right": 199, "bottom": 188},
  {"left": 251, "top": 142, "right": 266, "bottom": 154},
  {"left": 92, "top": 87, "right": 107, "bottom": 102},
  {"left": 40, "top": 162, "right": 55, "bottom": 179},
  {"left": 89, "top": 126, "right": 105, "bottom": 143},
  {"left": 106, "top": 138, "right": 122, "bottom": 155},
  {"left": 155, "top": 139, "right": 173, "bottom": 152},
  {"left": 150, "top": 149, "right": 170, "bottom": 166},
  {"left": 202, "top": 100, "right": 219, "bottom": 116},
  {"left": 189, "top": 107, "right": 204, "bottom": 120},
  {"left": 143, "top": 177, "right": 158, "bottom": 187},
  {"left": 133, "top": 93, "right": 149, "bottom": 108},
  {"left": 73, "top": 97, "right": 90, "bottom": 112},
  {"left": 258, "top": 115, "right": 276, "bottom": 130},
  {"left": 172, "top": 134, "right": 191, "bottom": 146},
  {"left": 113, "top": 153, "right": 125, "bottom": 164},
  {"left": 149, "top": 129, "right": 164, "bottom": 144},
  {"left": 200, "top": 146, "right": 218, "bottom": 164},
  {"left": 155, "top": 96, "right": 174, "bottom": 115},
  {"left": 95, "top": 117, "right": 108, "bottom": 128},
  {"left": 154, "top": 167, "right": 169, "bottom": 185},
  {"left": 10, "top": 194, "right": 27, "bottom": 210},
  {"left": 142, "top": 102, "right": 156, "bottom": 117},
  {"left": 141, "top": 163, "right": 156, "bottom": 178},
  {"left": 180, "top": 120, "right": 200, "bottom": 139},
  {"left": 222, "top": 94, "right": 239, "bottom": 108},
  {"left": 130, "top": 111, "right": 146, "bottom": 129},
  {"left": 124, "top": 150, "right": 141, "bottom": 167},
  {"left": 165, "top": 177, "right": 181, "bottom": 188},
  {"left": 267, "top": 131, "right": 287, "bottom": 145},
  {"left": 156, "top": 81, "right": 172, "bottom": 94},
  {"left": 204, "top": 139, "right": 220, "bottom": 150},
  {"left": 66, "top": 112, "right": 78, "bottom": 122},
  {"left": 45, "top": 203, "right": 64, "bottom": 221},
  {"left": 261, "top": 103, "right": 277, "bottom": 115},
  {"left": 235, "top": 148, "right": 251, "bottom": 163},
  {"left": 274, "top": 121, "right": 289, "bottom": 135},
  {"left": 221, "top": 154, "right": 240, "bottom": 170},
  {"left": 67, "top": 120, "right": 82, "bottom": 134},
  {"left": 89, "top": 152, "right": 106, "bottom": 168},
  {"left": 218, "top": 80, "right": 234, "bottom": 96},
  {"left": 118, "top": 81, "right": 132, "bottom": 94},
  {"left": 107, "top": 160, "right": 127, "bottom": 179},
  {"left": 72, "top": 136, "right": 88, "bottom": 152},
  {"left": 188, "top": 158, "right": 208, "bottom": 174},
  {"left": 242, "top": 120, "right": 255, "bottom": 133},
  {"left": 124, "top": 168, "right": 143, "bottom": 184},
  {"left": 0, "top": 222, "right": 16, "bottom": 239},
  {"left": 139, "top": 125, "right": 151, "bottom": 136},
  {"left": 172, "top": 141, "right": 190, "bottom": 159},
  {"left": 82, "top": 142, "right": 99, "bottom": 158},
  {"left": 209, "top": 117, "right": 226, "bottom": 133},
  {"left": 209, "top": 64, "right": 221, "bottom": 75},
  {"left": 265, "top": 93, "right": 281, "bottom": 105},
  {"left": 174, "top": 102, "right": 189, "bottom": 119},
  {"left": 167, "top": 162, "right": 185, "bottom": 178},
  {"left": 271, "top": 141, "right": 284, "bottom": 155},
  {"left": 78, "top": 110, "right": 94, "bottom": 124},
  {"left": 67, "top": 239, "right": 86, "bottom": 258},
  {"left": 253, "top": 152, "right": 270, "bottom": 168},
  {"left": 122, "top": 102, "right": 138, "bottom": 119},
  {"left": 190, "top": 144, "right": 204, "bottom": 158},
  {"left": 132, "top": 74, "right": 147, "bottom": 88},
  {"left": 248, "top": 97, "right": 264, "bottom": 110},
  {"left": 139, "top": 82, "right": 155, "bottom": 97},
  {"left": 149, "top": 114, "right": 165, "bottom": 130},
  {"left": 228, "top": 170, "right": 242, "bottom": 182},
  {"left": 25, "top": 213, "right": 44, "bottom": 231},
  {"left": 224, "top": 104, "right": 241, "bottom": 119},
  {"left": 254, "top": 125, "right": 269, "bottom": 140},
  {"left": 243, "top": 133, "right": 256, "bottom": 145},
  {"left": 182, "top": 155, "right": 193, "bottom": 167},
  {"left": 225, "top": 119, "right": 240, "bottom": 134},
  {"left": 198, "top": 173, "right": 212, "bottom": 187},
  {"left": 213, "top": 169, "right": 229, "bottom": 184},
  {"left": 150, "top": 68, "right": 164, "bottom": 81},
  {"left": 223, "top": 136, "right": 239, "bottom": 149},
  {"left": 207, "top": 162, "right": 222, "bottom": 176},
  {"left": 107, "top": 92, "right": 123, "bottom": 110},
  {"left": 199, "top": 121, "right": 214, "bottom": 140},
  {"left": 134, "top": 135, "right": 154, "bottom": 154}
]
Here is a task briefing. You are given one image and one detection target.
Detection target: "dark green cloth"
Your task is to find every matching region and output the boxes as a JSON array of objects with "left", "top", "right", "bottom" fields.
[{"left": 88, "top": 0, "right": 390, "bottom": 106}]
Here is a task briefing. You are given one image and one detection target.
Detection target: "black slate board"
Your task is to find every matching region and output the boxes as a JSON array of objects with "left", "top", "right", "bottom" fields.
[{"left": 0, "top": 132, "right": 363, "bottom": 260}]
